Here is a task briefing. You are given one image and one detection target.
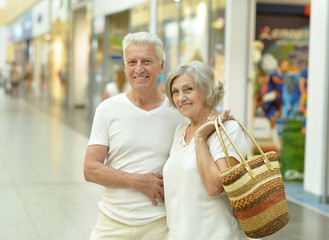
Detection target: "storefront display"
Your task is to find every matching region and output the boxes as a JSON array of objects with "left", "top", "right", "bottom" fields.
[
  {"left": 253, "top": 4, "right": 310, "bottom": 182},
  {"left": 157, "top": 0, "right": 225, "bottom": 81},
  {"left": 90, "top": 16, "right": 105, "bottom": 114},
  {"left": 105, "top": 2, "right": 150, "bottom": 92},
  {"left": 209, "top": 0, "right": 225, "bottom": 83}
]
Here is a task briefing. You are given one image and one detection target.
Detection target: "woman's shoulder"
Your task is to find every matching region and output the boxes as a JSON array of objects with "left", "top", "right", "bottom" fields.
[
  {"left": 174, "top": 121, "right": 189, "bottom": 135},
  {"left": 222, "top": 119, "right": 239, "bottom": 130},
  {"left": 221, "top": 119, "right": 246, "bottom": 139},
  {"left": 177, "top": 121, "right": 189, "bottom": 129}
]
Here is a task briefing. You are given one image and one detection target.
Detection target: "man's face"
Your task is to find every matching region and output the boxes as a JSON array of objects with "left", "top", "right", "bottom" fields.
[
  {"left": 124, "top": 44, "right": 164, "bottom": 91},
  {"left": 280, "top": 60, "right": 290, "bottom": 73}
]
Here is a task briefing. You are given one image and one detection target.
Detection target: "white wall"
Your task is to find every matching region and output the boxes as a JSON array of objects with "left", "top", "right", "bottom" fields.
[
  {"left": 72, "top": 8, "right": 88, "bottom": 107},
  {"left": 93, "top": 0, "right": 149, "bottom": 18},
  {"left": 223, "top": 0, "right": 252, "bottom": 125},
  {"left": 32, "top": 0, "right": 50, "bottom": 37}
]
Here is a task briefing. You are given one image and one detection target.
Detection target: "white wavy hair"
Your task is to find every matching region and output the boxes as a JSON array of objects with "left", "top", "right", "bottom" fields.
[{"left": 122, "top": 32, "right": 165, "bottom": 65}]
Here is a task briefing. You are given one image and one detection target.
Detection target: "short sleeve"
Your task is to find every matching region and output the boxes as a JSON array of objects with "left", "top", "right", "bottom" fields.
[
  {"left": 300, "top": 68, "right": 308, "bottom": 79},
  {"left": 88, "top": 103, "right": 110, "bottom": 146},
  {"left": 207, "top": 120, "right": 247, "bottom": 163}
]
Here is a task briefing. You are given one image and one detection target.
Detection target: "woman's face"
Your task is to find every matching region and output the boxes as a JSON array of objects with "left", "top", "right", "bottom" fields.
[{"left": 171, "top": 73, "right": 206, "bottom": 120}]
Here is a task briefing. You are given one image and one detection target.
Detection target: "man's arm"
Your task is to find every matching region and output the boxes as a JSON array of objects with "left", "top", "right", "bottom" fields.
[{"left": 83, "top": 145, "right": 164, "bottom": 205}]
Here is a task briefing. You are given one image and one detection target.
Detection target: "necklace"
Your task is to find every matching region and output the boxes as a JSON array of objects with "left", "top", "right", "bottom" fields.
[
  {"left": 207, "top": 108, "right": 215, "bottom": 122},
  {"left": 180, "top": 124, "right": 192, "bottom": 147},
  {"left": 180, "top": 108, "right": 215, "bottom": 147}
]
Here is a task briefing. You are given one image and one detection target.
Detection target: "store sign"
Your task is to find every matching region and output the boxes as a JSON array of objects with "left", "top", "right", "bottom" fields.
[
  {"left": 71, "top": 0, "right": 86, "bottom": 9},
  {"left": 52, "top": 0, "right": 68, "bottom": 22},
  {"left": 6, "top": 26, "right": 14, "bottom": 43},
  {"left": 258, "top": 26, "right": 309, "bottom": 46},
  {"left": 32, "top": 0, "right": 50, "bottom": 37}
]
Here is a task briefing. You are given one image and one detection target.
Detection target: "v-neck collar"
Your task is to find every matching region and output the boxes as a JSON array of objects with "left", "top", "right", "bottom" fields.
[{"left": 123, "top": 93, "right": 168, "bottom": 115}]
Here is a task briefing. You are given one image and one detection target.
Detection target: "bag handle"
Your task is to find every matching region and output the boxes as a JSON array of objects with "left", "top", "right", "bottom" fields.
[{"left": 214, "top": 117, "right": 274, "bottom": 179}]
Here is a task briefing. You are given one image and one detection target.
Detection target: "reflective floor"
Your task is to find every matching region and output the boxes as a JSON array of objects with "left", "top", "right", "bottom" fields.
[{"left": 1, "top": 89, "right": 329, "bottom": 240}]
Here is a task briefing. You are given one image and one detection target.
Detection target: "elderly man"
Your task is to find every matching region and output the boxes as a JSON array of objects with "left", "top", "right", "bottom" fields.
[{"left": 84, "top": 32, "right": 184, "bottom": 240}]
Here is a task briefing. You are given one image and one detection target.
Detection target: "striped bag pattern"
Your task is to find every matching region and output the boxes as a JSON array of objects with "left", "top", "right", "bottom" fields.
[{"left": 215, "top": 117, "right": 289, "bottom": 238}]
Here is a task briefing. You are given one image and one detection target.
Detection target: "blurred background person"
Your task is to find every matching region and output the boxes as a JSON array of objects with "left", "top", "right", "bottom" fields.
[
  {"left": 263, "top": 57, "right": 290, "bottom": 154},
  {"left": 23, "top": 62, "right": 34, "bottom": 99},
  {"left": 0, "top": 61, "right": 12, "bottom": 96},
  {"left": 10, "top": 61, "right": 23, "bottom": 98},
  {"left": 298, "top": 62, "right": 308, "bottom": 139},
  {"left": 102, "top": 65, "right": 130, "bottom": 100}
]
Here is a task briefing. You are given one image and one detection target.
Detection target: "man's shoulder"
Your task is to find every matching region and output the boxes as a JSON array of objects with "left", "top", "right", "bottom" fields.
[
  {"left": 98, "top": 94, "right": 127, "bottom": 110},
  {"left": 161, "top": 104, "right": 183, "bottom": 118}
]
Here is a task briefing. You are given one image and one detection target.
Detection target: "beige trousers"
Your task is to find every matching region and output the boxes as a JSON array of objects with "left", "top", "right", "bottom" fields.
[{"left": 90, "top": 211, "right": 168, "bottom": 240}]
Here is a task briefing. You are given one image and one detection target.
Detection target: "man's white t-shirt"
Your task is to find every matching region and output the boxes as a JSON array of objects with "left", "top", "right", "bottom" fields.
[
  {"left": 88, "top": 93, "right": 184, "bottom": 226},
  {"left": 163, "top": 120, "right": 247, "bottom": 240}
]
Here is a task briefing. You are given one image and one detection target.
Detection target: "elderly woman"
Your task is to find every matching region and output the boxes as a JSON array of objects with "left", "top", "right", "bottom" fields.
[{"left": 163, "top": 61, "right": 248, "bottom": 240}]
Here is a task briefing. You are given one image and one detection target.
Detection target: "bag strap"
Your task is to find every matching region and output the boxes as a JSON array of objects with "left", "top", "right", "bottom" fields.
[
  {"left": 215, "top": 118, "right": 232, "bottom": 168},
  {"left": 214, "top": 117, "right": 274, "bottom": 179}
]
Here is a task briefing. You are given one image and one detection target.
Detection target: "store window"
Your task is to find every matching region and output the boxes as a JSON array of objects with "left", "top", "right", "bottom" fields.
[
  {"left": 157, "top": 0, "right": 180, "bottom": 75},
  {"left": 179, "top": 0, "right": 209, "bottom": 63},
  {"left": 90, "top": 31, "right": 104, "bottom": 110},
  {"left": 157, "top": 0, "right": 226, "bottom": 80},
  {"left": 130, "top": 2, "right": 150, "bottom": 32},
  {"left": 90, "top": 3, "right": 151, "bottom": 114},
  {"left": 106, "top": 11, "right": 129, "bottom": 84},
  {"left": 210, "top": 0, "right": 226, "bottom": 83},
  {"left": 105, "top": 3, "right": 150, "bottom": 85}
]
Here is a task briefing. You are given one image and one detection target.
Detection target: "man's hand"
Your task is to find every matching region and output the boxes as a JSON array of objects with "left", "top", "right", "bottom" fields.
[{"left": 134, "top": 173, "right": 164, "bottom": 206}]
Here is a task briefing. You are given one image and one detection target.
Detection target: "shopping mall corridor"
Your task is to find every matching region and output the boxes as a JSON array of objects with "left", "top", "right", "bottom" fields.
[
  {"left": 1, "top": 89, "right": 329, "bottom": 240},
  {"left": 0, "top": 90, "right": 103, "bottom": 240}
]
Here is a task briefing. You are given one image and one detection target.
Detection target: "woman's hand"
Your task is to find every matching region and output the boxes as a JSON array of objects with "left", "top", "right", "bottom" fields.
[
  {"left": 219, "top": 109, "right": 233, "bottom": 123},
  {"left": 195, "top": 109, "right": 233, "bottom": 140}
]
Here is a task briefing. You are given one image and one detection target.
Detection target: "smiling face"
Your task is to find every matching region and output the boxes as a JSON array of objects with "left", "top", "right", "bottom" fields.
[
  {"left": 171, "top": 73, "right": 207, "bottom": 120},
  {"left": 124, "top": 44, "right": 164, "bottom": 92}
]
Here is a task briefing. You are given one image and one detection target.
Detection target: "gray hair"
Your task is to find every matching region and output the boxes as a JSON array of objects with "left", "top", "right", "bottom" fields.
[
  {"left": 122, "top": 32, "right": 165, "bottom": 65},
  {"left": 165, "top": 61, "right": 224, "bottom": 108}
]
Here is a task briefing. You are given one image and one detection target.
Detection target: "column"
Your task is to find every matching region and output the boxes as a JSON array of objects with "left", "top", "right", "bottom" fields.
[
  {"left": 223, "top": 0, "right": 255, "bottom": 125},
  {"left": 304, "top": 0, "right": 329, "bottom": 203}
]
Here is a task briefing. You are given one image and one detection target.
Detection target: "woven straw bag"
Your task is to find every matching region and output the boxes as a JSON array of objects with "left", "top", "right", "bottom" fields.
[{"left": 214, "top": 117, "right": 289, "bottom": 238}]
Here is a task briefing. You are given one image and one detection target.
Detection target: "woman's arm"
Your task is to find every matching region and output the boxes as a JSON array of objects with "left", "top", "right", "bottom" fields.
[
  {"left": 195, "top": 126, "right": 241, "bottom": 196},
  {"left": 194, "top": 135, "right": 224, "bottom": 196},
  {"left": 194, "top": 110, "right": 236, "bottom": 196}
]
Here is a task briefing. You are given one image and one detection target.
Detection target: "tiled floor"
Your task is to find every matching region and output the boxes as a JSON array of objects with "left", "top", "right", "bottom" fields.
[
  {"left": 0, "top": 91, "right": 103, "bottom": 240},
  {"left": 1, "top": 89, "right": 329, "bottom": 240}
]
